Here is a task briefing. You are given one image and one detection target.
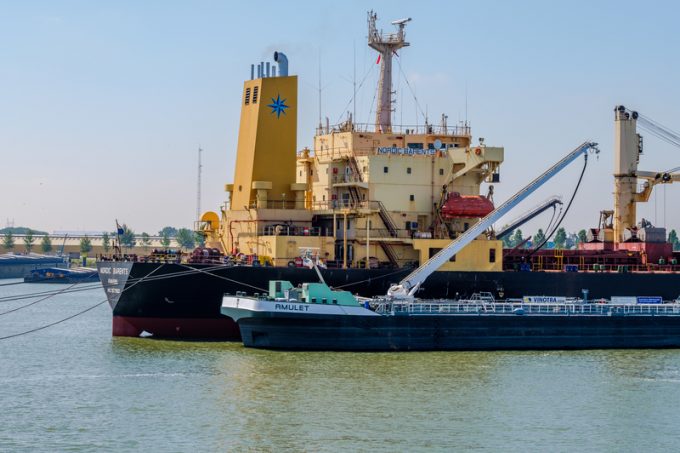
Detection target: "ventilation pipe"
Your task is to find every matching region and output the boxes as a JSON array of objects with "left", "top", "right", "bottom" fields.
[{"left": 274, "top": 51, "right": 288, "bottom": 77}]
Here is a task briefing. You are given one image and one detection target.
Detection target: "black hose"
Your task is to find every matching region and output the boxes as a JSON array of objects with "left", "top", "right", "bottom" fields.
[{"left": 528, "top": 154, "right": 589, "bottom": 256}]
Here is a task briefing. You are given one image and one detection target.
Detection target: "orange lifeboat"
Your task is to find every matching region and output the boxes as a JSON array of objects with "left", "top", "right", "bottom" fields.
[{"left": 440, "top": 192, "right": 494, "bottom": 219}]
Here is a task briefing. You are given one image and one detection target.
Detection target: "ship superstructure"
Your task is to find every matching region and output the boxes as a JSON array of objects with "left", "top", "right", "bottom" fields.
[{"left": 199, "top": 12, "right": 504, "bottom": 273}]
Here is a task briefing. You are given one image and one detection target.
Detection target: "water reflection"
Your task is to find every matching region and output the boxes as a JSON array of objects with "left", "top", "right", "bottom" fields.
[
  {"left": 77, "top": 336, "right": 680, "bottom": 451},
  {"left": 209, "top": 350, "right": 506, "bottom": 451}
]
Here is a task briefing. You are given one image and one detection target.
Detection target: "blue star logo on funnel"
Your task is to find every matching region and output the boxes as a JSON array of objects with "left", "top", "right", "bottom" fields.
[{"left": 268, "top": 94, "right": 289, "bottom": 118}]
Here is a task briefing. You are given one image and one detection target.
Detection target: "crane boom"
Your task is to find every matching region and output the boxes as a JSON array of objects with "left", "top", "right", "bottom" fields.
[
  {"left": 496, "top": 196, "right": 563, "bottom": 240},
  {"left": 387, "top": 141, "right": 599, "bottom": 299}
]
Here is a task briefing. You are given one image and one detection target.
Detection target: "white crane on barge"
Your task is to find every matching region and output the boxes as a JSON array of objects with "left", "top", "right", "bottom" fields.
[{"left": 387, "top": 141, "right": 600, "bottom": 299}]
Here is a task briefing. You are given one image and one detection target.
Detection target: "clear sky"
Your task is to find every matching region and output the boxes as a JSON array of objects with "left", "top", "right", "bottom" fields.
[{"left": 1, "top": 0, "right": 679, "bottom": 236}]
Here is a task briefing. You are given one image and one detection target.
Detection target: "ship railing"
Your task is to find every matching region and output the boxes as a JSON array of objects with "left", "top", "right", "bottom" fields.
[
  {"left": 260, "top": 200, "right": 306, "bottom": 210},
  {"left": 373, "top": 301, "right": 680, "bottom": 316},
  {"left": 261, "top": 225, "right": 331, "bottom": 237},
  {"left": 508, "top": 262, "right": 680, "bottom": 273},
  {"left": 332, "top": 174, "right": 365, "bottom": 184},
  {"left": 355, "top": 228, "right": 413, "bottom": 240},
  {"left": 309, "top": 200, "right": 383, "bottom": 211},
  {"left": 318, "top": 122, "right": 471, "bottom": 137}
]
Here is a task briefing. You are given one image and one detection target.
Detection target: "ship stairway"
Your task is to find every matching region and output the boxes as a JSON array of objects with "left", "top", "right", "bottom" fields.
[
  {"left": 377, "top": 201, "right": 398, "bottom": 238},
  {"left": 378, "top": 241, "right": 399, "bottom": 267},
  {"left": 348, "top": 186, "right": 362, "bottom": 206},
  {"left": 347, "top": 156, "right": 365, "bottom": 207},
  {"left": 347, "top": 155, "right": 364, "bottom": 182}
]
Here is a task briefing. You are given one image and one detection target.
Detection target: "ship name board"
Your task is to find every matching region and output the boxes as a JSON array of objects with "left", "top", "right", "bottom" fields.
[
  {"left": 637, "top": 296, "right": 663, "bottom": 304},
  {"left": 377, "top": 147, "right": 438, "bottom": 156},
  {"left": 99, "top": 266, "right": 129, "bottom": 275},
  {"left": 274, "top": 303, "right": 310, "bottom": 312},
  {"left": 523, "top": 296, "right": 567, "bottom": 303}
]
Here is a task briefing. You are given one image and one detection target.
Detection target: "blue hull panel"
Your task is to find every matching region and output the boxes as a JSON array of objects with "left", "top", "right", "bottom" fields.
[{"left": 238, "top": 313, "right": 680, "bottom": 351}]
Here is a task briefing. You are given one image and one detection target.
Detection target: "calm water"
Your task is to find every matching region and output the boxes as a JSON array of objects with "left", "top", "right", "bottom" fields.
[{"left": 2, "top": 280, "right": 680, "bottom": 452}]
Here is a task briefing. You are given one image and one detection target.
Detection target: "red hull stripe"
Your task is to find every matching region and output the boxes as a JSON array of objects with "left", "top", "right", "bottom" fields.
[{"left": 112, "top": 316, "right": 241, "bottom": 340}]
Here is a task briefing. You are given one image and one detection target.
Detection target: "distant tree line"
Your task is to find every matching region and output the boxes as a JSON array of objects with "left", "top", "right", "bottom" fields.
[
  {"left": 503, "top": 227, "right": 680, "bottom": 251},
  {"left": 113, "top": 225, "right": 204, "bottom": 252},
  {"left": 1, "top": 225, "right": 205, "bottom": 254},
  {"left": 501, "top": 228, "right": 593, "bottom": 250}
]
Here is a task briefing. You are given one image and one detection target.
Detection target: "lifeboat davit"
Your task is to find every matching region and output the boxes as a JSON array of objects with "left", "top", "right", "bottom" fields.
[{"left": 440, "top": 192, "right": 494, "bottom": 219}]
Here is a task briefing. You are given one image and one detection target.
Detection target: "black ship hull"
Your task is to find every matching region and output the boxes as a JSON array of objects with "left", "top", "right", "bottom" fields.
[
  {"left": 237, "top": 312, "right": 680, "bottom": 351},
  {"left": 98, "top": 261, "right": 680, "bottom": 340}
]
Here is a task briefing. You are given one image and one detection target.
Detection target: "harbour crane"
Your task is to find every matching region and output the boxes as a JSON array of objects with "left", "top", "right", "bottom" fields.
[{"left": 387, "top": 141, "right": 599, "bottom": 299}]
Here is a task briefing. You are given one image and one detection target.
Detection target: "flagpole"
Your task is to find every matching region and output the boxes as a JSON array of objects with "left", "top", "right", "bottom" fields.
[{"left": 115, "top": 219, "right": 123, "bottom": 256}]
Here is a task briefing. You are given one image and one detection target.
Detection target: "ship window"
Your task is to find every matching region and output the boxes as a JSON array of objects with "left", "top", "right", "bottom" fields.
[
  {"left": 238, "top": 185, "right": 242, "bottom": 192},
  {"left": 409, "top": 194, "right": 415, "bottom": 201},
  {"left": 407, "top": 167, "right": 412, "bottom": 174},
  {"left": 429, "top": 248, "right": 456, "bottom": 262},
  {"left": 489, "top": 248, "right": 496, "bottom": 263},
  {"left": 322, "top": 298, "right": 328, "bottom": 304},
  {"left": 311, "top": 298, "right": 317, "bottom": 304},
  {"left": 464, "top": 222, "right": 469, "bottom": 231},
  {"left": 439, "top": 168, "right": 444, "bottom": 176},
  {"left": 363, "top": 166, "right": 367, "bottom": 173},
  {"left": 299, "top": 170, "right": 302, "bottom": 177},
  {"left": 383, "top": 166, "right": 388, "bottom": 173},
  {"left": 322, "top": 195, "right": 326, "bottom": 201},
  {"left": 362, "top": 193, "right": 366, "bottom": 200},
  {"left": 253, "top": 86, "right": 259, "bottom": 104},
  {"left": 245, "top": 88, "right": 251, "bottom": 105},
  {"left": 407, "top": 143, "right": 423, "bottom": 149},
  {"left": 428, "top": 143, "right": 435, "bottom": 149},
  {"left": 332, "top": 299, "right": 337, "bottom": 304}
]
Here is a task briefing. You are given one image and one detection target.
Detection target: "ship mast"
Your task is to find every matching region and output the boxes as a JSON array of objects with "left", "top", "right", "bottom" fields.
[
  {"left": 367, "top": 11, "right": 410, "bottom": 133},
  {"left": 196, "top": 146, "right": 202, "bottom": 221}
]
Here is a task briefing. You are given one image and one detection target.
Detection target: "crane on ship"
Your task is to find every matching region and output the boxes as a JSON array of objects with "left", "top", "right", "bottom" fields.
[
  {"left": 612, "top": 106, "right": 680, "bottom": 242},
  {"left": 387, "top": 141, "right": 600, "bottom": 299},
  {"left": 496, "top": 196, "right": 563, "bottom": 240},
  {"left": 621, "top": 107, "right": 680, "bottom": 194}
]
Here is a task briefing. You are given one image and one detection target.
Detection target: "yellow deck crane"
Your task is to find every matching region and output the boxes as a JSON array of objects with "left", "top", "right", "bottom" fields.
[{"left": 613, "top": 106, "right": 680, "bottom": 242}]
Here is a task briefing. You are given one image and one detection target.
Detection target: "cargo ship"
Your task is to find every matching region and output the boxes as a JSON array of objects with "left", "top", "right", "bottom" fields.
[{"left": 98, "top": 12, "right": 680, "bottom": 340}]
